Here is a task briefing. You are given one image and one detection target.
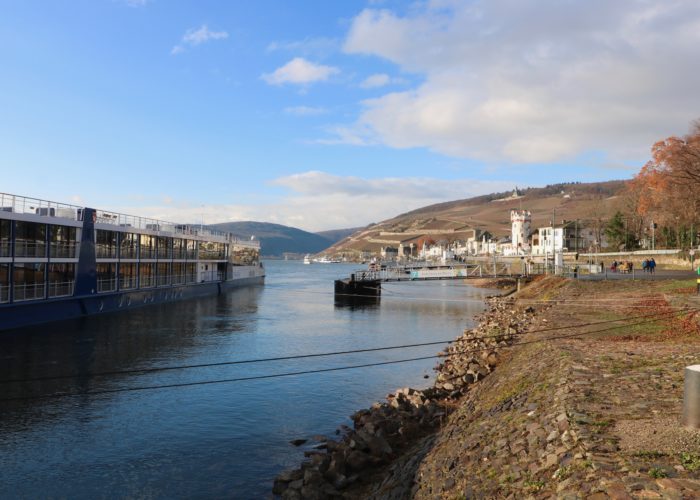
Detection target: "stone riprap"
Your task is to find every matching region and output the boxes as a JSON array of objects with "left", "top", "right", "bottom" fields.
[{"left": 273, "top": 293, "right": 541, "bottom": 499}]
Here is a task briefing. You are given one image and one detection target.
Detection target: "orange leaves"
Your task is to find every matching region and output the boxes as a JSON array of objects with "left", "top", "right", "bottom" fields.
[{"left": 626, "top": 123, "right": 700, "bottom": 226}]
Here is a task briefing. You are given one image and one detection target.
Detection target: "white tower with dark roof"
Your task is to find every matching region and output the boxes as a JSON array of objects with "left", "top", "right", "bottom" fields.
[{"left": 511, "top": 209, "right": 531, "bottom": 254}]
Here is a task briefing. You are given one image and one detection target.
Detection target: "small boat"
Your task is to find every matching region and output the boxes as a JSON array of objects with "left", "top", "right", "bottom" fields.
[
  {"left": 313, "top": 256, "right": 341, "bottom": 264},
  {"left": 303, "top": 254, "right": 312, "bottom": 264}
]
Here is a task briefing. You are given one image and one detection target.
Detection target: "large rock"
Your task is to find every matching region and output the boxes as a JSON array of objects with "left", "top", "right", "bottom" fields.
[{"left": 346, "top": 450, "right": 371, "bottom": 470}]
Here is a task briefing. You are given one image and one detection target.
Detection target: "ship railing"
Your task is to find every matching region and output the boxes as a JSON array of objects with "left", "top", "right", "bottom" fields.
[
  {"left": 156, "top": 275, "right": 171, "bottom": 287},
  {"left": 119, "top": 276, "right": 138, "bottom": 290},
  {"left": 49, "top": 241, "right": 78, "bottom": 259},
  {"left": 94, "top": 209, "right": 254, "bottom": 244},
  {"left": 0, "top": 240, "right": 10, "bottom": 257},
  {"left": 0, "top": 193, "right": 264, "bottom": 248},
  {"left": 14, "top": 240, "right": 46, "bottom": 258},
  {"left": 119, "top": 247, "right": 138, "bottom": 259},
  {"left": 48, "top": 280, "right": 75, "bottom": 298},
  {"left": 13, "top": 283, "right": 45, "bottom": 301},
  {"left": 186, "top": 273, "right": 197, "bottom": 284},
  {"left": 96, "top": 245, "right": 117, "bottom": 259},
  {"left": 140, "top": 249, "right": 156, "bottom": 260},
  {"left": 97, "top": 278, "right": 117, "bottom": 293},
  {"left": 0, "top": 193, "right": 81, "bottom": 220},
  {"left": 140, "top": 276, "right": 156, "bottom": 288},
  {"left": 198, "top": 252, "right": 226, "bottom": 260},
  {"left": 0, "top": 285, "right": 9, "bottom": 303},
  {"left": 157, "top": 250, "right": 173, "bottom": 260},
  {"left": 171, "top": 274, "right": 186, "bottom": 285}
]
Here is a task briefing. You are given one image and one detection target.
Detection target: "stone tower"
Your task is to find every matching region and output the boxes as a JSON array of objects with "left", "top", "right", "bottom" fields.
[{"left": 511, "top": 209, "right": 531, "bottom": 253}]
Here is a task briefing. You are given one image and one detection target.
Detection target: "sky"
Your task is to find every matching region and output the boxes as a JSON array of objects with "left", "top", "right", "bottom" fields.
[{"left": 2, "top": 0, "right": 700, "bottom": 232}]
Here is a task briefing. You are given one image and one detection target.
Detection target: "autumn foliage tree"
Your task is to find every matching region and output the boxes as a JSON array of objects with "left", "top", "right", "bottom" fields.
[{"left": 627, "top": 121, "right": 700, "bottom": 248}]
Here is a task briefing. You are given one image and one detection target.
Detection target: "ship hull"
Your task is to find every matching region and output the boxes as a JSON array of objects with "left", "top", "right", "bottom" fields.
[{"left": 0, "top": 271, "right": 264, "bottom": 331}]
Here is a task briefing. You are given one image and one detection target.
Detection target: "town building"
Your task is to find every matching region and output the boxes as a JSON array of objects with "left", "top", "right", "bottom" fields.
[{"left": 531, "top": 221, "right": 608, "bottom": 255}]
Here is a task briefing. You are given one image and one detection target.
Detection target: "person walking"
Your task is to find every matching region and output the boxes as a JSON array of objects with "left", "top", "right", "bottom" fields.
[
  {"left": 642, "top": 259, "right": 648, "bottom": 273},
  {"left": 649, "top": 258, "right": 656, "bottom": 274}
]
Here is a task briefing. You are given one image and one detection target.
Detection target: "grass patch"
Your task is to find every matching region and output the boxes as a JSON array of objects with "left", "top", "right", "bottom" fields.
[
  {"left": 680, "top": 452, "right": 700, "bottom": 471},
  {"left": 524, "top": 479, "right": 546, "bottom": 492},
  {"left": 656, "top": 279, "right": 696, "bottom": 293},
  {"left": 552, "top": 466, "right": 571, "bottom": 481},
  {"left": 649, "top": 467, "right": 667, "bottom": 479}
]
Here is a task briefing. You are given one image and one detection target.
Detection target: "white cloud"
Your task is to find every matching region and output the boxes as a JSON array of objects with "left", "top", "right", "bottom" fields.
[
  {"left": 360, "top": 73, "right": 391, "bottom": 88},
  {"left": 284, "top": 106, "right": 328, "bottom": 116},
  {"left": 171, "top": 25, "right": 229, "bottom": 55},
  {"left": 339, "top": 1, "right": 700, "bottom": 164},
  {"left": 108, "top": 172, "right": 513, "bottom": 232},
  {"left": 313, "top": 124, "right": 376, "bottom": 146},
  {"left": 262, "top": 57, "right": 340, "bottom": 86}
]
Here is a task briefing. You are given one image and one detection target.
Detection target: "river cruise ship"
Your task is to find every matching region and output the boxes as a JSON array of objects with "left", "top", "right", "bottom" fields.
[{"left": 0, "top": 193, "right": 265, "bottom": 330}]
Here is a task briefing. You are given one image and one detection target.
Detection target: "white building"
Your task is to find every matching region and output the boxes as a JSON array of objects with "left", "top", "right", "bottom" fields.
[
  {"left": 531, "top": 227, "right": 565, "bottom": 256},
  {"left": 531, "top": 222, "right": 609, "bottom": 256}
]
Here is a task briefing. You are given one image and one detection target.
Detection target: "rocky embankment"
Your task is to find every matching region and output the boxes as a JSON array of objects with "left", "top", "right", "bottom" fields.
[{"left": 273, "top": 295, "right": 541, "bottom": 499}]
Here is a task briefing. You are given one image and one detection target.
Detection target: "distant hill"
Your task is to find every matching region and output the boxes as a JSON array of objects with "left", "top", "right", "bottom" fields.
[
  {"left": 326, "top": 180, "right": 628, "bottom": 255},
  {"left": 315, "top": 227, "right": 362, "bottom": 243},
  {"left": 209, "top": 221, "right": 354, "bottom": 257}
]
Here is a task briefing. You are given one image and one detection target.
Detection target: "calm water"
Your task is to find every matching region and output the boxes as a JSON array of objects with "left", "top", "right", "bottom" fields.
[{"left": 0, "top": 261, "right": 494, "bottom": 498}]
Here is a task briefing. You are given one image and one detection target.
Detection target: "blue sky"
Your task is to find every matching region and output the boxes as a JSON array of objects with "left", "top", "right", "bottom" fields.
[{"left": 2, "top": 0, "right": 699, "bottom": 231}]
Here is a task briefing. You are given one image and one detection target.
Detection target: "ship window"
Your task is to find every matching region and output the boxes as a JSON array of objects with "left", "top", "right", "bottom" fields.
[
  {"left": 14, "top": 221, "right": 46, "bottom": 258},
  {"left": 119, "top": 262, "right": 137, "bottom": 290},
  {"left": 97, "top": 262, "right": 117, "bottom": 292},
  {"left": 198, "top": 241, "right": 226, "bottom": 260},
  {"left": 0, "top": 263, "right": 8, "bottom": 303},
  {"left": 0, "top": 219, "right": 10, "bottom": 258},
  {"left": 199, "top": 241, "right": 213, "bottom": 260},
  {"left": 157, "top": 237, "right": 172, "bottom": 260},
  {"left": 96, "top": 230, "right": 118, "bottom": 259},
  {"left": 185, "top": 262, "right": 197, "bottom": 283},
  {"left": 48, "top": 263, "right": 75, "bottom": 297},
  {"left": 13, "top": 262, "right": 45, "bottom": 301},
  {"left": 172, "top": 262, "right": 184, "bottom": 284},
  {"left": 49, "top": 225, "right": 77, "bottom": 258},
  {"left": 185, "top": 239, "right": 197, "bottom": 260},
  {"left": 139, "top": 262, "right": 156, "bottom": 288},
  {"left": 140, "top": 234, "right": 156, "bottom": 260},
  {"left": 157, "top": 262, "right": 170, "bottom": 286},
  {"left": 120, "top": 233, "right": 139, "bottom": 260},
  {"left": 229, "top": 245, "right": 259, "bottom": 265},
  {"left": 173, "top": 238, "right": 186, "bottom": 259}
]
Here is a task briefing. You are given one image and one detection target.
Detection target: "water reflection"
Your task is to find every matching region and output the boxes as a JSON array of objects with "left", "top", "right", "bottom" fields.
[
  {"left": 0, "top": 285, "right": 262, "bottom": 410},
  {"left": 0, "top": 262, "right": 494, "bottom": 498}
]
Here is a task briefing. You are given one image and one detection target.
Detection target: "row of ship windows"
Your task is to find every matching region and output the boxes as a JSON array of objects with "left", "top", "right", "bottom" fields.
[
  {"left": 0, "top": 262, "right": 226, "bottom": 303},
  {"left": 0, "top": 220, "right": 228, "bottom": 260}
]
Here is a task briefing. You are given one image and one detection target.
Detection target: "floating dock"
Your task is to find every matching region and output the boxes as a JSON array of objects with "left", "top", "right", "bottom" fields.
[{"left": 334, "top": 262, "right": 514, "bottom": 299}]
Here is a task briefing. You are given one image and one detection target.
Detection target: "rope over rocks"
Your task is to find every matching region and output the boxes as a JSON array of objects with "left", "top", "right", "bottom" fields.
[{"left": 273, "top": 296, "right": 544, "bottom": 499}]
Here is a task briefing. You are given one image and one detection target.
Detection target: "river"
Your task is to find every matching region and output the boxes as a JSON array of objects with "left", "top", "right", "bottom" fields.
[{"left": 0, "top": 260, "right": 495, "bottom": 498}]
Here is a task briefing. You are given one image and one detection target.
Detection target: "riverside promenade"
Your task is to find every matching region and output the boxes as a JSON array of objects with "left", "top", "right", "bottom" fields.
[{"left": 579, "top": 268, "right": 695, "bottom": 281}]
